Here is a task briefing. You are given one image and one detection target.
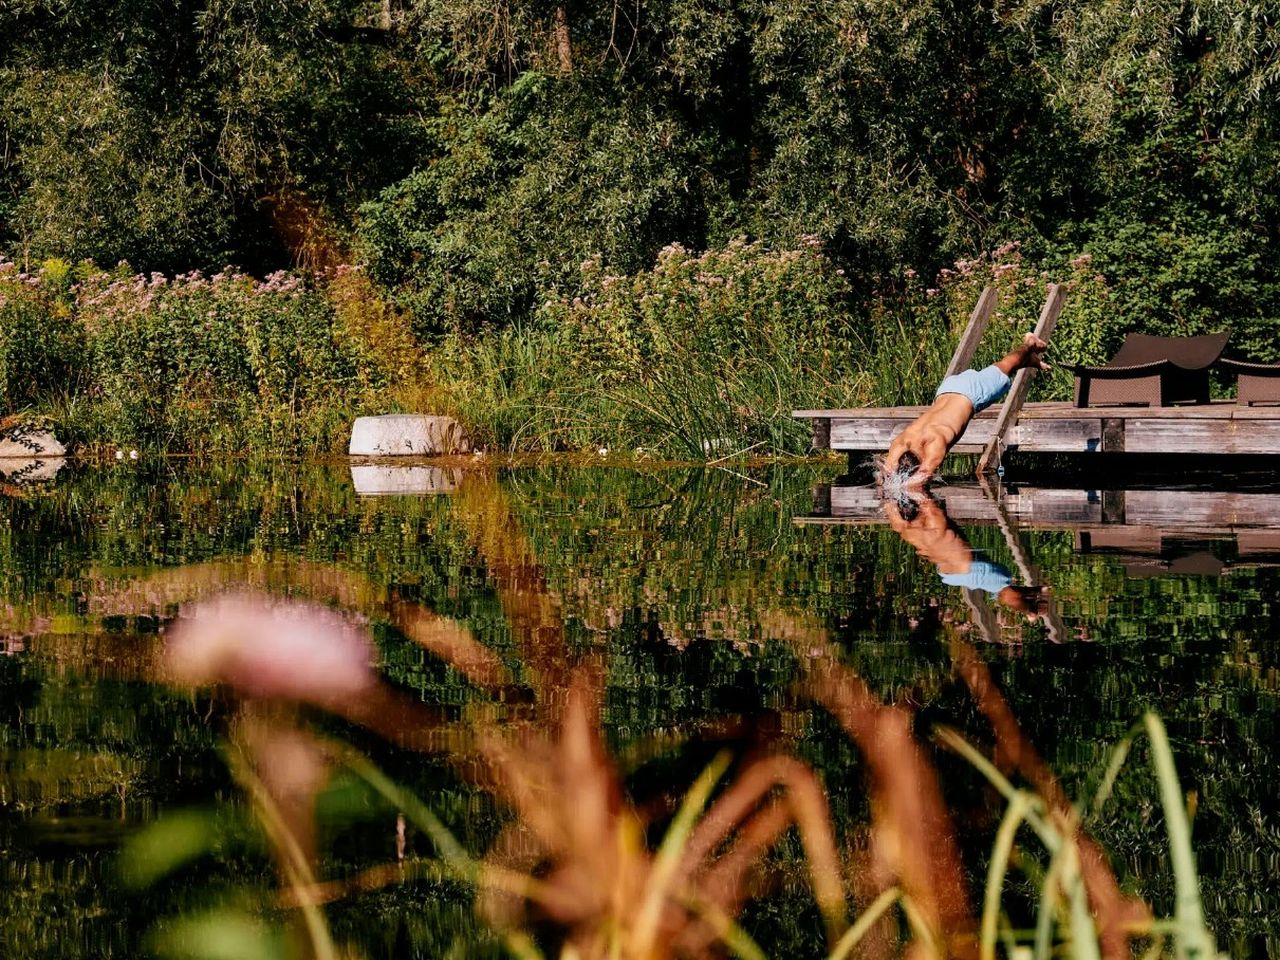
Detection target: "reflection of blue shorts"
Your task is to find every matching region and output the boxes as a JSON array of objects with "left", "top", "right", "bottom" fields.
[
  {"left": 936, "top": 365, "right": 1011, "bottom": 413},
  {"left": 940, "top": 560, "right": 1013, "bottom": 595}
]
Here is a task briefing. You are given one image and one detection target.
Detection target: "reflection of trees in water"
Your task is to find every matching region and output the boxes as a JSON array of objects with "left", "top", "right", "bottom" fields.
[
  {"left": 82, "top": 472, "right": 1161, "bottom": 957},
  {"left": 0, "top": 463, "right": 1275, "bottom": 955}
]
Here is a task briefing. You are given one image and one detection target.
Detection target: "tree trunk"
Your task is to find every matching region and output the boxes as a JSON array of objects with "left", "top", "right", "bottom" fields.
[{"left": 554, "top": 6, "right": 573, "bottom": 75}]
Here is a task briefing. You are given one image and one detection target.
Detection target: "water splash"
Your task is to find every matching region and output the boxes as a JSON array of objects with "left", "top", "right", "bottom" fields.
[{"left": 873, "top": 454, "right": 919, "bottom": 503}]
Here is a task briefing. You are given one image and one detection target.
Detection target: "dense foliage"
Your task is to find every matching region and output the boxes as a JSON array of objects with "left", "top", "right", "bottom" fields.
[
  {"left": 3, "top": 0, "right": 1279, "bottom": 449},
  {"left": 0, "top": 257, "right": 421, "bottom": 452}
]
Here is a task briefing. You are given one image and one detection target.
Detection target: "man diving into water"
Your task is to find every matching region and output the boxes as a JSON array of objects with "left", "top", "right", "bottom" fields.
[{"left": 883, "top": 332, "right": 1050, "bottom": 488}]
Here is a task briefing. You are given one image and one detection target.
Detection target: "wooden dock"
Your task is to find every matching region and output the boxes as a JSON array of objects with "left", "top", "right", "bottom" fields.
[
  {"left": 794, "top": 399, "right": 1280, "bottom": 458},
  {"left": 795, "top": 283, "right": 1280, "bottom": 470}
]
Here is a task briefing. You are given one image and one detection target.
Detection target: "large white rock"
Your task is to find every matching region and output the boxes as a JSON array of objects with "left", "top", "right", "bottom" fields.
[
  {"left": 0, "top": 425, "right": 65, "bottom": 459},
  {"left": 350, "top": 465, "right": 462, "bottom": 496},
  {"left": 348, "top": 415, "right": 471, "bottom": 457}
]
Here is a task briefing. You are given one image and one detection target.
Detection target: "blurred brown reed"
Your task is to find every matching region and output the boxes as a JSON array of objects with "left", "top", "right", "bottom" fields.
[{"left": 947, "top": 635, "right": 1152, "bottom": 959}]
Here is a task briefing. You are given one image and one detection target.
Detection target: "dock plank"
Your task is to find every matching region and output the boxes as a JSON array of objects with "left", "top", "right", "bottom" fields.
[
  {"left": 1007, "top": 418, "right": 1103, "bottom": 452},
  {"left": 1125, "top": 418, "right": 1280, "bottom": 455}
]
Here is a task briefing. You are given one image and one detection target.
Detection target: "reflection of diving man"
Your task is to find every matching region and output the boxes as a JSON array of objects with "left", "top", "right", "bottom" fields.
[
  {"left": 883, "top": 494, "right": 1051, "bottom": 621},
  {"left": 883, "top": 333, "right": 1050, "bottom": 488}
]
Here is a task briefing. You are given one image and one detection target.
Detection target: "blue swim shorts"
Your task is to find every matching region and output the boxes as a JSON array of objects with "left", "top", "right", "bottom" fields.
[
  {"left": 935, "top": 364, "right": 1011, "bottom": 413},
  {"left": 940, "top": 559, "right": 1013, "bottom": 596}
]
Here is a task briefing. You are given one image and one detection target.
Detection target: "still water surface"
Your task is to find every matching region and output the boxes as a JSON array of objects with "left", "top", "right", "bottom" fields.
[{"left": 0, "top": 461, "right": 1277, "bottom": 958}]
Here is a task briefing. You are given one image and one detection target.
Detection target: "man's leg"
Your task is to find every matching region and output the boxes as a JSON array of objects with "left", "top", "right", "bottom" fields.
[{"left": 932, "top": 333, "right": 1049, "bottom": 415}]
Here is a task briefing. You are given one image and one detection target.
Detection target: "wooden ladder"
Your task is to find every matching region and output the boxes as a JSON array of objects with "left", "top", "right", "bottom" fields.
[{"left": 939, "top": 284, "right": 1065, "bottom": 476}]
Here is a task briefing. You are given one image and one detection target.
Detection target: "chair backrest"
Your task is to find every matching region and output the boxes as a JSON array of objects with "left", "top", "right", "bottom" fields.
[{"left": 1108, "top": 332, "right": 1229, "bottom": 371}]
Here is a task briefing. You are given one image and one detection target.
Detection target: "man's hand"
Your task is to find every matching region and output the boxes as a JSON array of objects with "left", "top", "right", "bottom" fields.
[
  {"left": 998, "top": 584, "right": 1052, "bottom": 621},
  {"left": 909, "top": 436, "right": 948, "bottom": 486}
]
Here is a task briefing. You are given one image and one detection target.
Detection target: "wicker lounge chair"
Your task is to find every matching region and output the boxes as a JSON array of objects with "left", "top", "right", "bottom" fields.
[
  {"left": 1070, "top": 332, "right": 1229, "bottom": 407},
  {"left": 1217, "top": 358, "right": 1280, "bottom": 405}
]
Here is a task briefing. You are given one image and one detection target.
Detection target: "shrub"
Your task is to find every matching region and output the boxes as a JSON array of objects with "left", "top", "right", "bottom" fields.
[
  {"left": 0, "top": 257, "right": 84, "bottom": 410},
  {"left": 357, "top": 78, "right": 707, "bottom": 339},
  {"left": 1065, "top": 206, "right": 1280, "bottom": 361}
]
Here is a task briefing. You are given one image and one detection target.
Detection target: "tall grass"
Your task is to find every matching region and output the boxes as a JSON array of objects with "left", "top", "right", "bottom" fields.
[{"left": 436, "top": 240, "right": 870, "bottom": 457}]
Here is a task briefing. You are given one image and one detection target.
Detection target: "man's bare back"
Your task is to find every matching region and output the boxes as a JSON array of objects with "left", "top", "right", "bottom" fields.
[{"left": 884, "top": 333, "right": 1049, "bottom": 487}]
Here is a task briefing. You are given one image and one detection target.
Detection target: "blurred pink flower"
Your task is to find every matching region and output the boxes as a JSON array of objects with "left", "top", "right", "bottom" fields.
[{"left": 165, "top": 592, "right": 376, "bottom": 704}]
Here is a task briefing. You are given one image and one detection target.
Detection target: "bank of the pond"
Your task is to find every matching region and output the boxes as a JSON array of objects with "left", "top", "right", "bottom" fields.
[{"left": 3, "top": 245, "right": 1114, "bottom": 458}]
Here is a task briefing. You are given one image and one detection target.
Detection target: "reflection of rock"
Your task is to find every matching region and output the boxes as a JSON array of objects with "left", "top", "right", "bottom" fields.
[
  {"left": 349, "top": 415, "right": 471, "bottom": 456},
  {"left": 0, "top": 424, "right": 65, "bottom": 458},
  {"left": 0, "top": 458, "right": 66, "bottom": 485},
  {"left": 350, "top": 465, "right": 462, "bottom": 496}
]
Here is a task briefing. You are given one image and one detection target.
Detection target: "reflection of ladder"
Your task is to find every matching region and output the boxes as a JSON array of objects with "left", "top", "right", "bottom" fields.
[
  {"left": 944, "top": 284, "right": 1065, "bottom": 477},
  {"left": 977, "top": 473, "right": 1069, "bottom": 643},
  {"left": 960, "top": 588, "right": 1003, "bottom": 645}
]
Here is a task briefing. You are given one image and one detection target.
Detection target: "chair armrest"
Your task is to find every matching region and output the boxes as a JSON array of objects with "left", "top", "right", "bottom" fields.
[
  {"left": 1066, "top": 360, "right": 1170, "bottom": 378},
  {"left": 1218, "top": 358, "right": 1280, "bottom": 375}
]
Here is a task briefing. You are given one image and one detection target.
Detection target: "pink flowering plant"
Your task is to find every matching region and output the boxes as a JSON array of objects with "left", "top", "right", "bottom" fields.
[
  {"left": 0, "top": 259, "right": 404, "bottom": 453},
  {"left": 74, "top": 266, "right": 358, "bottom": 449}
]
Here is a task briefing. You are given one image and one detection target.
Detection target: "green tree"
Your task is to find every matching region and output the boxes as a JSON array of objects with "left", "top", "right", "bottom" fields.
[{"left": 0, "top": 0, "right": 435, "bottom": 269}]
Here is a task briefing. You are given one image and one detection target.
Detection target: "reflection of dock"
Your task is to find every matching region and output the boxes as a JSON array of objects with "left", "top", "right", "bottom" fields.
[
  {"left": 802, "top": 483, "right": 1280, "bottom": 532},
  {"left": 800, "top": 483, "right": 1280, "bottom": 572}
]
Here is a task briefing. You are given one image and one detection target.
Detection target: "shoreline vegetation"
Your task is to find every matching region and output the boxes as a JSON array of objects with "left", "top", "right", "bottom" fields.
[{"left": 1, "top": 246, "right": 1121, "bottom": 460}]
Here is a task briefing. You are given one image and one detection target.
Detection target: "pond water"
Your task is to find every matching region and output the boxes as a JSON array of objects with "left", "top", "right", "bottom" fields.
[{"left": 0, "top": 461, "right": 1277, "bottom": 959}]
